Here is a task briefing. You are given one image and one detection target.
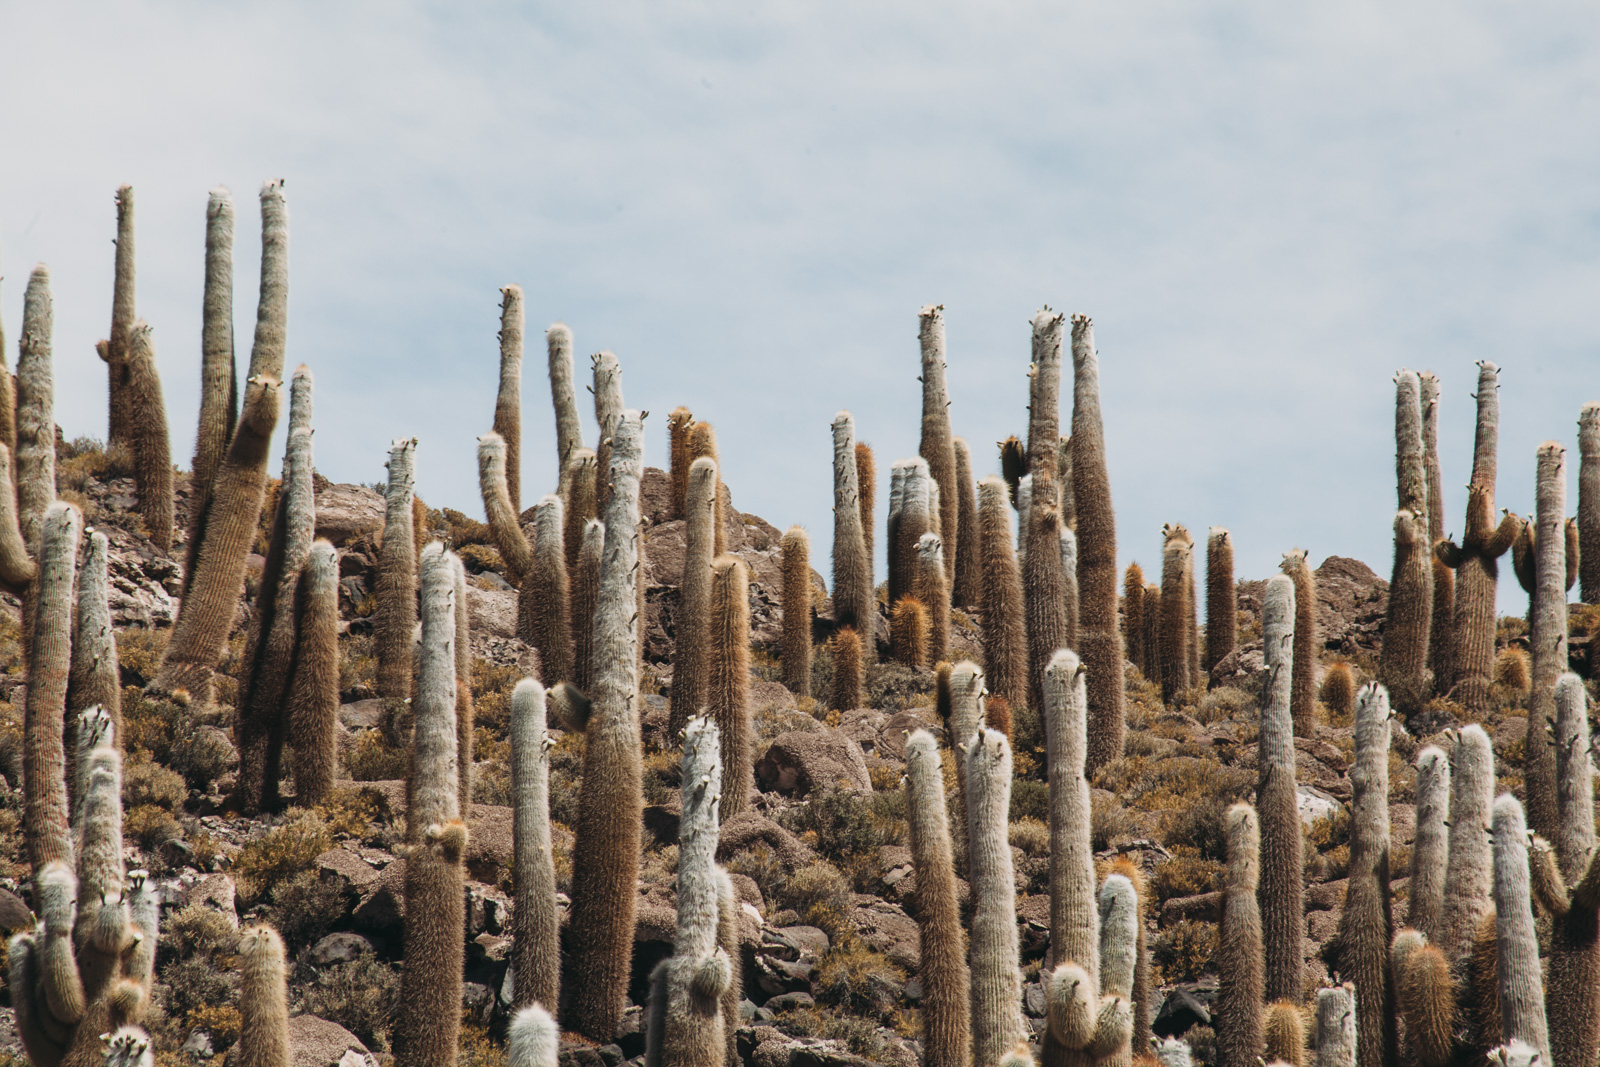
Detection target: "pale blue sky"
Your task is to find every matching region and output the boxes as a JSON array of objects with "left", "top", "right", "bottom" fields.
[{"left": 3, "top": 2, "right": 1598, "bottom": 611}]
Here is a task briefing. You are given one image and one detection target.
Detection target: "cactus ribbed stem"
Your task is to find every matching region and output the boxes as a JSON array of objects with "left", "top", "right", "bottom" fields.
[
  {"left": 106, "top": 186, "right": 137, "bottom": 451},
  {"left": 946, "top": 662, "right": 984, "bottom": 858},
  {"left": 26, "top": 503, "right": 81, "bottom": 871},
  {"left": 1069, "top": 315, "right": 1124, "bottom": 772},
  {"left": 453, "top": 557, "right": 474, "bottom": 812},
  {"left": 965, "top": 727, "right": 1025, "bottom": 1066},
  {"left": 527, "top": 495, "right": 572, "bottom": 686},
  {"left": 245, "top": 181, "right": 289, "bottom": 384},
  {"left": 1025, "top": 493, "right": 1068, "bottom": 715},
  {"left": 122, "top": 323, "right": 172, "bottom": 552},
  {"left": 917, "top": 532, "right": 951, "bottom": 666},
  {"left": 1581, "top": 403, "right": 1600, "bottom": 605},
  {"left": 831, "top": 413, "right": 875, "bottom": 654},
  {"left": 856, "top": 441, "right": 876, "bottom": 576},
  {"left": 1044, "top": 650, "right": 1096, "bottom": 976},
  {"left": 1264, "top": 1001, "right": 1307, "bottom": 1067},
  {"left": 566, "top": 411, "right": 645, "bottom": 1042},
  {"left": 830, "top": 626, "right": 863, "bottom": 712},
  {"left": 1524, "top": 442, "right": 1569, "bottom": 841},
  {"left": 978, "top": 476, "right": 1027, "bottom": 712},
  {"left": 1204, "top": 528, "right": 1235, "bottom": 677},
  {"left": 1393, "top": 934, "right": 1452, "bottom": 1067},
  {"left": 187, "top": 188, "right": 238, "bottom": 574},
  {"left": 1420, "top": 373, "right": 1453, "bottom": 689},
  {"left": 1159, "top": 525, "right": 1194, "bottom": 703},
  {"left": 1313, "top": 984, "right": 1357, "bottom": 1067},
  {"left": 708, "top": 557, "right": 752, "bottom": 821},
  {"left": 1336, "top": 683, "right": 1396, "bottom": 1067},
  {"left": 1552, "top": 673, "right": 1594, "bottom": 883},
  {"left": 892, "top": 596, "right": 929, "bottom": 668},
  {"left": 16, "top": 267, "right": 56, "bottom": 563},
  {"left": 494, "top": 285, "right": 524, "bottom": 517},
  {"left": 1217, "top": 804, "right": 1264, "bottom": 1067},
  {"left": 1014, "top": 475, "right": 1031, "bottom": 569},
  {"left": 563, "top": 449, "right": 599, "bottom": 572},
  {"left": 671, "top": 457, "right": 718, "bottom": 735},
  {"left": 287, "top": 541, "right": 339, "bottom": 806},
  {"left": 1378, "top": 510, "right": 1433, "bottom": 716},
  {"left": 1258, "top": 574, "right": 1303, "bottom": 1004},
  {"left": 1280, "top": 551, "right": 1319, "bottom": 738},
  {"left": 1490, "top": 795, "right": 1548, "bottom": 1061},
  {"left": 236, "top": 925, "right": 289, "bottom": 1067},
  {"left": 510, "top": 679, "right": 559, "bottom": 1014},
  {"left": 952, "top": 437, "right": 980, "bottom": 609},
  {"left": 1438, "top": 725, "right": 1496, "bottom": 962},
  {"left": 1142, "top": 585, "right": 1162, "bottom": 690},
  {"left": 573, "top": 518, "right": 603, "bottom": 693},
  {"left": 781, "top": 527, "right": 813, "bottom": 698},
  {"left": 1407, "top": 747, "right": 1450, "bottom": 940},
  {"left": 1395, "top": 370, "right": 1429, "bottom": 521},
  {"left": 905, "top": 729, "right": 971, "bottom": 1067},
  {"left": 479, "top": 431, "right": 531, "bottom": 584},
  {"left": 375, "top": 438, "right": 419, "bottom": 705},
  {"left": 67, "top": 532, "right": 120, "bottom": 743},
  {"left": 920, "top": 305, "right": 961, "bottom": 586},
  {"left": 1122, "top": 565, "right": 1145, "bottom": 675}
]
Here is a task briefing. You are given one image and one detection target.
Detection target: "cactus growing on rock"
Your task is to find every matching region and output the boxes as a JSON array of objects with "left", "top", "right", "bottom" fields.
[
  {"left": 1392, "top": 930, "right": 1452, "bottom": 1067},
  {"left": 374, "top": 437, "right": 419, "bottom": 704},
  {"left": 978, "top": 476, "right": 1028, "bottom": 712},
  {"left": 670, "top": 457, "right": 718, "bottom": 734},
  {"left": 236, "top": 925, "right": 290, "bottom": 1067},
  {"left": 966, "top": 727, "right": 1026, "bottom": 1066},
  {"left": 1438, "top": 724, "right": 1496, "bottom": 961},
  {"left": 904, "top": 729, "right": 971, "bottom": 1067},
  {"left": 546, "top": 322, "right": 584, "bottom": 512},
  {"left": 1264, "top": 1002, "right": 1307, "bottom": 1067},
  {"left": 831, "top": 627, "right": 863, "bottom": 712},
  {"left": 1407, "top": 746, "right": 1450, "bottom": 940},
  {"left": 573, "top": 517, "right": 604, "bottom": 692},
  {"left": 1257, "top": 574, "right": 1303, "bottom": 1004},
  {"left": 1216, "top": 803, "right": 1264, "bottom": 1067},
  {"left": 1335, "top": 683, "right": 1396, "bottom": 1067},
  {"left": 892, "top": 596, "right": 929, "bottom": 668},
  {"left": 781, "top": 527, "right": 813, "bottom": 698},
  {"left": 510, "top": 678, "right": 560, "bottom": 1015},
  {"left": 831, "top": 413, "right": 875, "bottom": 655},
  {"left": 509, "top": 1005, "right": 561, "bottom": 1067},
  {"left": 856, "top": 440, "right": 877, "bottom": 577},
  {"left": 564, "top": 448, "right": 599, "bottom": 571}
]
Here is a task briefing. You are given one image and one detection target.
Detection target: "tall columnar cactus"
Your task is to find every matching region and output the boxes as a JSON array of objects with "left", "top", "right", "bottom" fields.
[
  {"left": 886, "top": 459, "right": 910, "bottom": 605},
  {"left": 1122, "top": 565, "right": 1145, "bottom": 675},
  {"left": 920, "top": 305, "right": 961, "bottom": 584},
  {"left": 892, "top": 597, "right": 929, "bottom": 668},
  {"left": 6, "top": 268, "right": 56, "bottom": 617},
  {"left": 1336, "top": 683, "right": 1396, "bottom": 1067},
  {"left": 592, "top": 351, "right": 625, "bottom": 515},
  {"left": 566, "top": 411, "right": 646, "bottom": 1042},
  {"left": 1060, "top": 526, "right": 1079, "bottom": 651},
  {"left": 236, "top": 925, "right": 290, "bottom": 1067},
  {"left": 904, "top": 729, "right": 971, "bottom": 1067},
  {"left": 670, "top": 457, "right": 718, "bottom": 735},
  {"left": 1580, "top": 403, "right": 1600, "bottom": 605},
  {"left": 1551, "top": 673, "right": 1594, "bottom": 883},
  {"left": 510, "top": 678, "right": 560, "bottom": 1015},
  {"left": 509, "top": 1005, "right": 561, "bottom": 1067},
  {"left": 1436, "top": 362, "right": 1517, "bottom": 713},
  {"left": 1257, "top": 575, "right": 1304, "bottom": 1004},
  {"left": 1204, "top": 528, "right": 1235, "bottom": 677},
  {"left": 526, "top": 494, "right": 574, "bottom": 685},
  {"left": 646, "top": 716, "right": 731, "bottom": 1067},
  {"left": 564, "top": 448, "right": 599, "bottom": 571},
  {"left": 1069, "top": 315, "right": 1125, "bottom": 773},
  {"left": 1407, "top": 747, "right": 1450, "bottom": 940},
  {"left": 1391, "top": 930, "right": 1452, "bottom": 1067},
  {"left": 830, "top": 627, "right": 863, "bottom": 712},
  {"left": 1523, "top": 441, "right": 1570, "bottom": 840},
  {"left": 1490, "top": 795, "right": 1549, "bottom": 1062},
  {"left": 1095, "top": 874, "right": 1139, "bottom": 1067},
  {"left": 120, "top": 323, "right": 173, "bottom": 552},
  {"left": 965, "top": 727, "right": 1026, "bottom": 1066},
  {"left": 1028, "top": 308, "right": 1065, "bottom": 485},
  {"left": 916, "top": 532, "right": 951, "bottom": 666},
  {"left": 856, "top": 440, "right": 877, "bottom": 576},
  {"left": 668, "top": 407, "right": 694, "bottom": 518},
  {"left": 67, "top": 532, "right": 121, "bottom": 742},
  {"left": 1158, "top": 525, "right": 1193, "bottom": 703},
  {"left": 1419, "top": 372, "right": 1453, "bottom": 690},
  {"left": 154, "top": 376, "right": 280, "bottom": 704},
  {"left": 546, "top": 323, "right": 583, "bottom": 512},
  {"left": 708, "top": 556, "right": 752, "bottom": 821},
  {"left": 245, "top": 181, "right": 289, "bottom": 383},
  {"left": 952, "top": 437, "right": 980, "bottom": 608},
  {"left": 1394, "top": 371, "right": 1429, "bottom": 520},
  {"left": 1314, "top": 985, "right": 1357, "bottom": 1067},
  {"left": 287, "top": 540, "right": 339, "bottom": 806},
  {"left": 1438, "top": 724, "right": 1496, "bottom": 961},
  {"left": 375, "top": 437, "right": 419, "bottom": 704},
  {"left": 1278, "top": 550, "right": 1319, "bottom": 737},
  {"left": 714, "top": 866, "right": 743, "bottom": 1066},
  {"left": 781, "top": 527, "right": 813, "bottom": 698},
  {"left": 395, "top": 544, "right": 468, "bottom": 1067},
  {"left": 978, "top": 476, "right": 1027, "bottom": 713},
  {"left": 1141, "top": 585, "right": 1162, "bottom": 688},
  {"left": 1025, "top": 493, "right": 1068, "bottom": 716},
  {"left": 685, "top": 421, "right": 726, "bottom": 558},
  {"left": 573, "top": 517, "right": 604, "bottom": 691},
  {"left": 947, "top": 662, "right": 985, "bottom": 850},
  {"left": 105, "top": 185, "right": 137, "bottom": 451},
  {"left": 452, "top": 557, "right": 475, "bottom": 812},
  {"left": 494, "top": 285, "right": 524, "bottom": 517},
  {"left": 831, "top": 413, "right": 875, "bottom": 655},
  {"left": 1216, "top": 803, "right": 1264, "bottom": 1067},
  {"left": 234, "top": 367, "right": 314, "bottom": 811},
  {"left": 1377, "top": 510, "right": 1433, "bottom": 716},
  {"left": 186, "top": 187, "right": 239, "bottom": 567}
]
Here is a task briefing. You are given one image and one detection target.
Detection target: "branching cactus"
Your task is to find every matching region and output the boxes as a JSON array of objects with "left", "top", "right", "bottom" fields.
[
  {"left": 1335, "top": 683, "right": 1396, "bottom": 1067},
  {"left": 1580, "top": 402, "right": 1600, "bottom": 605},
  {"left": 1420, "top": 372, "right": 1454, "bottom": 691},
  {"left": 904, "top": 729, "right": 971, "bottom": 1067},
  {"left": 287, "top": 540, "right": 340, "bottom": 806},
  {"left": 1257, "top": 574, "right": 1303, "bottom": 1003},
  {"left": 978, "top": 476, "right": 1027, "bottom": 712},
  {"left": 1523, "top": 441, "right": 1570, "bottom": 840},
  {"left": 1122, "top": 565, "right": 1145, "bottom": 676},
  {"left": 395, "top": 544, "right": 468, "bottom": 1067},
  {"left": 1438, "top": 724, "right": 1496, "bottom": 962},
  {"left": 1069, "top": 315, "right": 1125, "bottom": 772},
  {"left": 374, "top": 437, "right": 418, "bottom": 705},
  {"left": 1216, "top": 803, "right": 1264, "bottom": 1067},
  {"left": 781, "top": 527, "right": 813, "bottom": 698},
  {"left": 670, "top": 457, "right": 718, "bottom": 734},
  {"left": 236, "top": 925, "right": 290, "bottom": 1067},
  {"left": 566, "top": 411, "right": 646, "bottom": 1042},
  {"left": 120, "top": 323, "right": 173, "bottom": 552},
  {"left": 1280, "top": 549, "right": 1320, "bottom": 738},
  {"left": 186, "top": 188, "right": 239, "bottom": 581},
  {"left": 510, "top": 678, "right": 559, "bottom": 1015},
  {"left": 952, "top": 437, "right": 981, "bottom": 609},
  {"left": 645, "top": 716, "right": 731, "bottom": 1067},
  {"left": 494, "top": 285, "right": 524, "bottom": 516},
  {"left": 1204, "top": 528, "right": 1235, "bottom": 677},
  {"left": 1378, "top": 509, "right": 1433, "bottom": 716},
  {"left": 509, "top": 1004, "right": 561, "bottom": 1067},
  {"left": 1313, "top": 984, "right": 1357, "bottom": 1067},
  {"left": 965, "top": 727, "right": 1026, "bottom": 1066},
  {"left": 1159, "top": 524, "right": 1194, "bottom": 703},
  {"left": 1490, "top": 795, "right": 1549, "bottom": 1063},
  {"left": 831, "top": 413, "right": 875, "bottom": 655},
  {"left": 920, "top": 305, "right": 961, "bottom": 583},
  {"left": 1407, "top": 746, "right": 1450, "bottom": 940}
]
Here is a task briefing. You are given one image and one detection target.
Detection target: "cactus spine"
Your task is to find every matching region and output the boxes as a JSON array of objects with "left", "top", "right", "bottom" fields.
[
  {"left": 1392, "top": 931, "right": 1452, "bottom": 1067},
  {"left": 892, "top": 596, "right": 929, "bottom": 668},
  {"left": 1025, "top": 494, "right": 1068, "bottom": 715},
  {"left": 395, "top": 544, "right": 467, "bottom": 1067},
  {"left": 530, "top": 495, "right": 573, "bottom": 686},
  {"left": 978, "top": 476, "right": 1027, "bottom": 712},
  {"left": 186, "top": 187, "right": 239, "bottom": 567},
  {"left": 1551, "top": 673, "right": 1594, "bottom": 883},
  {"left": 494, "top": 285, "right": 524, "bottom": 516},
  {"left": 245, "top": 180, "right": 289, "bottom": 383},
  {"left": 375, "top": 437, "right": 419, "bottom": 704},
  {"left": 709, "top": 556, "right": 752, "bottom": 821},
  {"left": 965, "top": 727, "right": 1026, "bottom": 1066},
  {"left": 509, "top": 1004, "right": 561, "bottom": 1067},
  {"left": 15, "top": 267, "right": 56, "bottom": 609},
  {"left": 920, "top": 305, "right": 960, "bottom": 585},
  {"left": 1377, "top": 509, "right": 1433, "bottom": 716},
  {"left": 1335, "top": 683, "right": 1396, "bottom": 1067},
  {"left": 646, "top": 717, "right": 730, "bottom": 1067},
  {"left": 1216, "top": 803, "right": 1264, "bottom": 1067},
  {"left": 1204, "top": 528, "right": 1235, "bottom": 677},
  {"left": 856, "top": 440, "right": 876, "bottom": 574},
  {"left": 1257, "top": 574, "right": 1303, "bottom": 1004},
  {"left": 27, "top": 503, "right": 82, "bottom": 871},
  {"left": 566, "top": 411, "right": 645, "bottom": 1041},
  {"left": 1438, "top": 724, "right": 1496, "bottom": 961},
  {"left": 830, "top": 626, "right": 863, "bottom": 712},
  {"left": 592, "top": 351, "right": 624, "bottom": 515},
  {"left": 952, "top": 437, "right": 980, "bottom": 608},
  {"left": 121, "top": 323, "right": 173, "bottom": 552},
  {"left": 668, "top": 407, "right": 694, "bottom": 518},
  {"left": 287, "top": 540, "right": 339, "bottom": 806},
  {"left": 1407, "top": 746, "right": 1450, "bottom": 940},
  {"left": 781, "top": 526, "right": 813, "bottom": 697},
  {"left": 1490, "top": 795, "right": 1549, "bottom": 1061},
  {"left": 917, "top": 531, "right": 951, "bottom": 666},
  {"left": 1313, "top": 984, "right": 1357, "bottom": 1067},
  {"left": 904, "top": 729, "right": 971, "bottom": 1067},
  {"left": 1069, "top": 315, "right": 1125, "bottom": 772},
  {"left": 546, "top": 322, "right": 583, "bottom": 512},
  {"left": 573, "top": 517, "right": 604, "bottom": 692},
  {"left": 236, "top": 925, "right": 290, "bottom": 1067},
  {"left": 1524, "top": 441, "right": 1569, "bottom": 840},
  {"left": 105, "top": 186, "right": 137, "bottom": 451},
  {"left": 1279, "top": 550, "right": 1319, "bottom": 738},
  {"left": 671, "top": 457, "right": 718, "bottom": 734},
  {"left": 1159, "top": 525, "right": 1194, "bottom": 702},
  {"left": 1264, "top": 1001, "right": 1307, "bottom": 1067},
  {"left": 831, "top": 413, "right": 875, "bottom": 655},
  {"left": 67, "top": 532, "right": 120, "bottom": 744},
  {"left": 1122, "top": 565, "right": 1145, "bottom": 675},
  {"left": 510, "top": 678, "right": 560, "bottom": 1015},
  {"left": 1028, "top": 308, "right": 1065, "bottom": 482},
  {"left": 564, "top": 448, "right": 599, "bottom": 571},
  {"left": 1420, "top": 372, "right": 1454, "bottom": 690}
]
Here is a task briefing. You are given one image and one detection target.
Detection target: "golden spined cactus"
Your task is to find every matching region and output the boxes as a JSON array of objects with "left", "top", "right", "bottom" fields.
[
  {"left": 1141, "top": 584, "right": 1162, "bottom": 691},
  {"left": 965, "top": 727, "right": 1026, "bottom": 1066},
  {"left": 919, "top": 304, "right": 961, "bottom": 585},
  {"left": 1407, "top": 746, "right": 1450, "bottom": 940},
  {"left": 1491, "top": 795, "right": 1549, "bottom": 1062},
  {"left": 1264, "top": 1002, "right": 1307, "bottom": 1067},
  {"left": 685, "top": 420, "right": 727, "bottom": 557},
  {"left": 509, "top": 1004, "right": 560, "bottom": 1067},
  {"left": 1028, "top": 307, "right": 1066, "bottom": 483},
  {"left": 668, "top": 406, "right": 695, "bottom": 518},
  {"left": 67, "top": 532, "right": 121, "bottom": 743},
  {"left": 915, "top": 532, "right": 951, "bottom": 666},
  {"left": 1522, "top": 442, "right": 1570, "bottom": 841},
  {"left": 395, "top": 544, "right": 467, "bottom": 1067},
  {"left": 780, "top": 527, "right": 813, "bottom": 698},
  {"left": 1069, "top": 315, "right": 1125, "bottom": 773},
  {"left": 1313, "top": 984, "right": 1357, "bottom": 1067},
  {"left": 1024, "top": 488, "right": 1067, "bottom": 717},
  {"left": 287, "top": 540, "right": 339, "bottom": 806},
  {"left": 670, "top": 457, "right": 718, "bottom": 735},
  {"left": 903, "top": 730, "right": 971, "bottom": 1067},
  {"left": 493, "top": 285, "right": 525, "bottom": 517},
  {"left": 592, "top": 350, "right": 625, "bottom": 515},
  {"left": 830, "top": 626, "right": 863, "bottom": 712},
  {"left": 528, "top": 495, "right": 573, "bottom": 687},
  {"left": 374, "top": 437, "right": 419, "bottom": 705},
  {"left": 546, "top": 322, "right": 584, "bottom": 512},
  {"left": 952, "top": 436, "right": 980, "bottom": 608},
  {"left": 1336, "top": 684, "right": 1397, "bottom": 1067},
  {"left": 1258, "top": 574, "right": 1303, "bottom": 1004},
  {"left": 1279, "top": 549, "right": 1320, "bottom": 738},
  {"left": 1392, "top": 931, "right": 1452, "bottom": 1067},
  {"left": 1420, "top": 372, "right": 1454, "bottom": 690},
  {"left": 1320, "top": 662, "right": 1355, "bottom": 721},
  {"left": 119, "top": 323, "right": 172, "bottom": 552},
  {"left": 1158, "top": 524, "right": 1194, "bottom": 703},
  {"left": 154, "top": 374, "right": 280, "bottom": 705},
  {"left": 856, "top": 440, "right": 877, "bottom": 568},
  {"left": 245, "top": 180, "right": 290, "bottom": 384},
  {"left": 565, "top": 411, "right": 646, "bottom": 1042},
  {"left": 1204, "top": 528, "right": 1235, "bottom": 677},
  {"left": 978, "top": 476, "right": 1027, "bottom": 712},
  {"left": 236, "top": 925, "right": 290, "bottom": 1067},
  {"left": 105, "top": 186, "right": 137, "bottom": 451},
  {"left": 187, "top": 188, "right": 239, "bottom": 567},
  {"left": 510, "top": 678, "right": 559, "bottom": 1016},
  {"left": 831, "top": 413, "right": 875, "bottom": 655},
  {"left": 708, "top": 556, "right": 753, "bottom": 821},
  {"left": 1216, "top": 803, "right": 1264, "bottom": 1067},
  {"left": 573, "top": 518, "right": 604, "bottom": 692},
  {"left": 1122, "top": 564, "right": 1146, "bottom": 675},
  {"left": 1377, "top": 510, "right": 1434, "bottom": 717},
  {"left": 1437, "top": 725, "right": 1496, "bottom": 962},
  {"left": 891, "top": 596, "right": 929, "bottom": 669}
]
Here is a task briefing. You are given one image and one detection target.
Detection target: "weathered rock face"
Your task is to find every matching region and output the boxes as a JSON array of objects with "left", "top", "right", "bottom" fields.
[
  {"left": 285, "top": 1014, "right": 374, "bottom": 1067},
  {"left": 754, "top": 730, "right": 873, "bottom": 795},
  {"left": 313, "top": 483, "right": 386, "bottom": 547},
  {"left": 1214, "top": 554, "right": 1389, "bottom": 688}
]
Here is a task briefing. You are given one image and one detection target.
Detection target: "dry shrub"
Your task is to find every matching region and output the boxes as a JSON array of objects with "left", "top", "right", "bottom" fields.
[
  {"left": 346, "top": 731, "right": 408, "bottom": 782},
  {"left": 1092, "top": 794, "right": 1137, "bottom": 850},
  {"left": 126, "top": 804, "right": 183, "bottom": 851},
  {"left": 1195, "top": 686, "right": 1254, "bottom": 725},
  {"left": 779, "top": 861, "right": 854, "bottom": 939},
  {"left": 813, "top": 941, "right": 906, "bottom": 1020},
  {"left": 1009, "top": 817, "right": 1050, "bottom": 857},
  {"left": 1152, "top": 919, "right": 1217, "bottom": 983},
  {"left": 124, "top": 750, "right": 187, "bottom": 809},
  {"left": 231, "top": 809, "right": 332, "bottom": 904},
  {"left": 1151, "top": 851, "right": 1222, "bottom": 902},
  {"left": 293, "top": 950, "right": 400, "bottom": 1053}
]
